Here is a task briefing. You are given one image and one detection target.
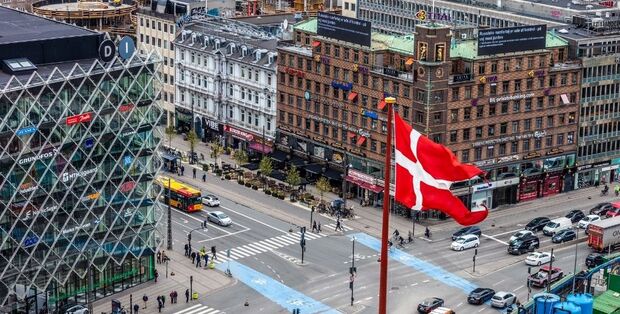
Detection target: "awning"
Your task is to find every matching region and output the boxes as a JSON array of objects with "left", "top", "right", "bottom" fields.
[
  {"left": 378, "top": 100, "right": 386, "bottom": 110},
  {"left": 305, "top": 163, "right": 323, "bottom": 174},
  {"left": 290, "top": 156, "right": 306, "bottom": 168},
  {"left": 348, "top": 92, "right": 358, "bottom": 101},
  {"left": 249, "top": 142, "right": 273, "bottom": 154},
  {"left": 323, "top": 168, "right": 343, "bottom": 181},
  {"left": 345, "top": 175, "right": 383, "bottom": 193},
  {"left": 356, "top": 136, "right": 367, "bottom": 146},
  {"left": 405, "top": 58, "right": 414, "bottom": 66},
  {"left": 312, "top": 41, "right": 321, "bottom": 47},
  {"left": 270, "top": 150, "right": 287, "bottom": 162},
  {"left": 560, "top": 94, "right": 570, "bottom": 105},
  {"left": 161, "top": 153, "right": 179, "bottom": 162}
]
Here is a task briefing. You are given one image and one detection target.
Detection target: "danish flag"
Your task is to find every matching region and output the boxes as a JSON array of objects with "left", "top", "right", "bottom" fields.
[{"left": 394, "top": 113, "right": 488, "bottom": 226}]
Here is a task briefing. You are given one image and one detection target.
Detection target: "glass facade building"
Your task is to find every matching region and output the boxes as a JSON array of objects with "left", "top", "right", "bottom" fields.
[{"left": 0, "top": 7, "right": 164, "bottom": 313}]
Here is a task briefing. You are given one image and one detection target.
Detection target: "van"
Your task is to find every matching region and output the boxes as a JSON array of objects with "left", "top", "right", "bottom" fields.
[
  {"left": 543, "top": 217, "right": 572, "bottom": 236},
  {"left": 430, "top": 307, "right": 455, "bottom": 314}
]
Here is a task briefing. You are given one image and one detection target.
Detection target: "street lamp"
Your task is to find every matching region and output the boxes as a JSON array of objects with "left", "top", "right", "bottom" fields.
[
  {"left": 350, "top": 236, "right": 357, "bottom": 306},
  {"left": 341, "top": 154, "right": 351, "bottom": 213},
  {"left": 167, "top": 177, "right": 172, "bottom": 250}
]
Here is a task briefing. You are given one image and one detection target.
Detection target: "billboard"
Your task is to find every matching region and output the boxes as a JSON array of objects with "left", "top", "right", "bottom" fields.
[
  {"left": 317, "top": 12, "right": 371, "bottom": 47},
  {"left": 477, "top": 25, "right": 547, "bottom": 56}
]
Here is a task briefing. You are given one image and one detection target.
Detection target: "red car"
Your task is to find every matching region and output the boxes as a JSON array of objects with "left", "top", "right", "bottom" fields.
[{"left": 605, "top": 204, "right": 620, "bottom": 218}]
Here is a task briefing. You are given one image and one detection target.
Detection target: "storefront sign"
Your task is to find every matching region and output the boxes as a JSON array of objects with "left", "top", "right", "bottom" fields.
[
  {"left": 479, "top": 75, "right": 498, "bottom": 84},
  {"left": 546, "top": 148, "right": 564, "bottom": 156},
  {"left": 320, "top": 56, "right": 331, "bottom": 65},
  {"left": 349, "top": 169, "right": 377, "bottom": 185},
  {"left": 224, "top": 125, "right": 254, "bottom": 141},
  {"left": 332, "top": 152, "right": 343, "bottom": 163},
  {"left": 331, "top": 142, "right": 344, "bottom": 149},
  {"left": 119, "top": 104, "right": 134, "bottom": 112},
  {"left": 495, "top": 177, "right": 520, "bottom": 188},
  {"left": 313, "top": 136, "right": 328, "bottom": 144},
  {"left": 383, "top": 68, "right": 399, "bottom": 77},
  {"left": 21, "top": 205, "right": 58, "bottom": 221},
  {"left": 61, "top": 167, "right": 97, "bottom": 183},
  {"left": 19, "top": 183, "right": 37, "bottom": 194},
  {"left": 23, "top": 235, "right": 39, "bottom": 248},
  {"left": 523, "top": 152, "right": 541, "bottom": 160},
  {"left": 331, "top": 81, "right": 353, "bottom": 91},
  {"left": 528, "top": 70, "right": 545, "bottom": 77},
  {"left": 415, "top": 9, "right": 451, "bottom": 21},
  {"left": 602, "top": 165, "right": 620, "bottom": 172},
  {"left": 62, "top": 219, "right": 100, "bottom": 235},
  {"left": 17, "top": 149, "right": 59, "bottom": 165},
  {"left": 361, "top": 109, "right": 378, "bottom": 120},
  {"left": 284, "top": 67, "right": 305, "bottom": 78},
  {"left": 16, "top": 126, "right": 37, "bottom": 136},
  {"left": 66, "top": 113, "right": 92, "bottom": 126},
  {"left": 473, "top": 182, "right": 495, "bottom": 192},
  {"left": 204, "top": 118, "right": 219, "bottom": 131},
  {"left": 84, "top": 138, "right": 95, "bottom": 149},
  {"left": 352, "top": 64, "right": 369, "bottom": 74},
  {"left": 452, "top": 73, "right": 472, "bottom": 83},
  {"left": 577, "top": 160, "right": 611, "bottom": 171},
  {"left": 489, "top": 92, "right": 535, "bottom": 104},
  {"left": 81, "top": 192, "right": 100, "bottom": 202},
  {"left": 472, "top": 131, "right": 546, "bottom": 147},
  {"left": 123, "top": 155, "right": 133, "bottom": 166}
]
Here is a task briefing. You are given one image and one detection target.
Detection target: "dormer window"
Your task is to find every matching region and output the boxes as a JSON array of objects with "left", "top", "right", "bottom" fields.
[
  {"left": 255, "top": 51, "right": 261, "bottom": 62},
  {"left": 215, "top": 39, "right": 220, "bottom": 50},
  {"left": 241, "top": 46, "right": 247, "bottom": 57}
]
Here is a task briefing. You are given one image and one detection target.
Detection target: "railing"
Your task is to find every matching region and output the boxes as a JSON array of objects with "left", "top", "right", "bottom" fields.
[
  {"left": 582, "top": 130, "right": 620, "bottom": 142},
  {"left": 370, "top": 65, "right": 415, "bottom": 81},
  {"left": 583, "top": 74, "right": 620, "bottom": 84},
  {"left": 582, "top": 93, "right": 620, "bottom": 103}
]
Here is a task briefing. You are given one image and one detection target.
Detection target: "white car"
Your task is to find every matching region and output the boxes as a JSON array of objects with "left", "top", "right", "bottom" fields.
[
  {"left": 578, "top": 215, "right": 601, "bottom": 229},
  {"left": 509, "top": 230, "right": 535, "bottom": 243},
  {"left": 202, "top": 194, "right": 221, "bottom": 207},
  {"left": 525, "top": 251, "right": 555, "bottom": 266},
  {"left": 207, "top": 211, "right": 232, "bottom": 226},
  {"left": 65, "top": 305, "right": 89, "bottom": 314},
  {"left": 451, "top": 234, "right": 480, "bottom": 251},
  {"left": 491, "top": 291, "right": 516, "bottom": 308}
]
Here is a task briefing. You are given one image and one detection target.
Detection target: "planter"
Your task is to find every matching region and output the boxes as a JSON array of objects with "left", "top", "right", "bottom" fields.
[
  {"left": 238, "top": 180, "right": 244, "bottom": 185},
  {"left": 279, "top": 195, "right": 285, "bottom": 200},
  {"left": 245, "top": 182, "right": 252, "bottom": 187},
  {"left": 224, "top": 175, "right": 231, "bottom": 180},
  {"left": 251, "top": 185, "right": 259, "bottom": 190},
  {"left": 202, "top": 164, "right": 209, "bottom": 172},
  {"left": 265, "top": 190, "right": 272, "bottom": 195}
]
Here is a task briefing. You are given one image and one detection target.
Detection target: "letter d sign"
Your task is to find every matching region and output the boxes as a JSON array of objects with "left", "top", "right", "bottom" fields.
[{"left": 99, "top": 40, "right": 116, "bottom": 63}]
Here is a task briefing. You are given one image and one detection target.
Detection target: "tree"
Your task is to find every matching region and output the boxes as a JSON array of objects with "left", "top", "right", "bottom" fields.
[
  {"left": 259, "top": 156, "right": 273, "bottom": 187},
  {"left": 286, "top": 165, "right": 302, "bottom": 188},
  {"left": 164, "top": 125, "right": 175, "bottom": 148},
  {"left": 315, "top": 176, "right": 332, "bottom": 202},
  {"left": 232, "top": 149, "right": 248, "bottom": 169},
  {"left": 187, "top": 130, "right": 198, "bottom": 164},
  {"left": 210, "top": 141, "right": 224, "bottom": 168}
]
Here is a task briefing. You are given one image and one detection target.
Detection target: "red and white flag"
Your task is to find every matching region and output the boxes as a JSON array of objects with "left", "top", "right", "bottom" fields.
[{"left": 394, "top": 113, "right": 488, "bottom": 226}]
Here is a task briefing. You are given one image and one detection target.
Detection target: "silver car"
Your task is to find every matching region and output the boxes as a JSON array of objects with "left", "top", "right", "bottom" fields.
[
  {"left": 207, "top": 211, "right": 232, "bottom": 226},
  {"left": 202, "top": 194, "right": 220, "bottom": 207},
  {"left": 491, "top": 291, "right": 516, "bottom": 308}
]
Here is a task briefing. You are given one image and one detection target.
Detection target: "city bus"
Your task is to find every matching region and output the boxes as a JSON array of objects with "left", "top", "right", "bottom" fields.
[{"left": 155, "top": 176, "right": 203, "bottom": 212}]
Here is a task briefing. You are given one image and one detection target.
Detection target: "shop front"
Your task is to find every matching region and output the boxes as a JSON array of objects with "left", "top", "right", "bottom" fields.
[
  {"left": 224, "top": 125, "right": 273, "bottom": 156},
  {"left": 492, "top": 177, "right": 519, "bottom": 207},
  {"left": 175, "top": 107, "right": 192, "bottom": 133},
  {"left": 519, "top": 173, "right": 542, "bottom": 201},
  {"left": 202, "top": 117, "right": 223, "bottom": 142},
  {"left": 577, "top": 158, "right": 620, "bottom": 188},
  {"left": 345, "top": 169, "right": 383, "bottom": 205}
]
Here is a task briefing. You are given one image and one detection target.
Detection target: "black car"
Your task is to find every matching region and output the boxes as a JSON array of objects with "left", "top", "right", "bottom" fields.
[
  {"left": 590, "top": 203, "right": 614, "bottom": 216},
  {"left": 586, "top": 253, "right": 605, "bottom": 268},
  {"left": 468, "top": 288, "right": 495, "bottom": 305},
  {"left": 525, "top": 217, "right": 551, "bottom": 232},
  {"left": 452, "top": 226, "right": 482, "bottom": 240},
  {"left": 417, "top": 297, "right": 444, "bottom": 313},
  {"left": 566, "top": 210, "right": 586, "bottom": 223},
  {"left": 552, "top": 229, "right": 577, "bottom": 243},
  {"left": 508, "top": 234, "right": 540, "bottom": 255}
]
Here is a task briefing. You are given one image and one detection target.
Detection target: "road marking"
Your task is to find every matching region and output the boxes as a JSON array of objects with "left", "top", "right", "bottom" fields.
[
  {"left": 410, "top": 283, "right": 418, "bottom": 286},
  {"left": 197, "top": 229, "right": 249, "bottom": 242},
  {"left": 170, "top": 204, "right": 235, "bottom": 234},
  {"left": 492, "top": 279, "right": 505, "bottom": 286},
  {"left": 422, "top": 279, "right": 430, "bottom": 283},
  {"left": 456, "top": 302, "right": 463, "bottom": 308},
  {"left": 488, "top": 228, "right": 523, "bottom": 237},
  {"left": 220, "top": 204, "right": 287, "bottom": 233},
  {"left": 478, "top": 307, "right": 486, "bottom": 312},
  {"left": 174, "top": 304, "right": 221, "bottom": 314},
  {"left": 481, "top": 233, "right": 509, "bottom": 245},
  {"left": 514, "top": 285, "right": 524, "bottom": 291}
]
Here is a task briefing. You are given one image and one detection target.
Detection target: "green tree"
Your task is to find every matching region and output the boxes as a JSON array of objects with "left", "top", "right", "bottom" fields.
[
  {"left": 259, "top": 156, "right": 273, "bottom": 187},
  {"left": 315, "top": 176, "right": 332, "bottom": 202},
  {"left": 164, "top": 125, "right": 175, "bottom": 148},
  {"left": 186, "top": 130, "right": 198, "bottom": 164},
  {"left": 210, "top": 141, "right": 224, "bottom": 168},
  {"left": 232, "top": 149, "right": 249, "bottom": 169},
  {"left": 285, "top": 165, "right": 301, "bottom": 188}
]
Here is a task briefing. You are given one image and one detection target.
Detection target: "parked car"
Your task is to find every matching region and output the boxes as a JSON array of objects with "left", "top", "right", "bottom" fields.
[
  {"left": 451, "top": 234, "right": 480, "bottom": 251},
  {"left": 467, "top": 288, "right": 495, "bottom": 305},
  {"left": 452, "top": 226, "right": 482, "bottom": 240},
  {"left": 528, "top": 266, "right": 564, "bottom": 287},
  {"left": 508, "top": 234, "right": 539, "bottom": 255},
  {"left": 578, "top": 215, "right": 601, "bottom": 229},
  {"left": 525, "top": 217, "right": 551, "bottom": 232},
  {"left": 207, "top": 211, "right": 232, "bottom": 226},
  {"left": 509, "top": 230, "right": 535, "bottom": 243},
  {"left": 429, "top": 308, "right": 455, "bottom": 314},
  {"left": 491, "top": 291, "right": 517, "bottom": 308},
  {"left": 606, "top": 207, "right": 620, "bottom": 218},
  {"left": 417, "top": 297, "right": 444, "bottom": 313},
  {"left": 525, "top": 251, "right": 555, "bottom": 266},
  {"left": 590, "top": 203, "right": 614, "bottom": 216},
  {"left": 566, "top": 210, "right": 586, "bottom": 223},
  {"left": 552, "top": 229, "right": 577, "bottom": 243},
  {"left": 586, "top": 253, "right": 605, "bottom": 268},
  {"left": 543, "top": 217, "right": 572, "bottom": 236},
  {"left": 202, "top": 194, "right": 221, "bottom": 207}
]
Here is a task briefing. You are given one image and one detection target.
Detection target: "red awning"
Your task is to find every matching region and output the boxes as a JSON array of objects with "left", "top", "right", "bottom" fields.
[
  {"left": 312, "top": 41, "right": 321, "bottom": 47},
  {"left": 356, "top": 136, "right": 367, "bottom": 146},
  {"left": 378, "top": 100, "right": 386, "bottom": 110},
  {"left": 345, "top": 175, "right": 383, "bottom": 193},
  {"left": 348, "top": 92, "right": 358, "bottom": 101},
  {"left": 249, "top": 142, "right": 273, "bottom": 154}
]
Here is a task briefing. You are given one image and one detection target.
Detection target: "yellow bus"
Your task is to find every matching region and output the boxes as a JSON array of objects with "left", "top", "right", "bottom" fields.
[{"left": 155, "top": 176, "right": 203, "bottom": 212}]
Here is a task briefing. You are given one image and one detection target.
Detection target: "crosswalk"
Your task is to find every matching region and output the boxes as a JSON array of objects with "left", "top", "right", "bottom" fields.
[
  {"left": 323, "top": 223, "right": 353, "bottom": 232},
  {"left": 174, "top": 304, "right": 221, "bottom": 314}
]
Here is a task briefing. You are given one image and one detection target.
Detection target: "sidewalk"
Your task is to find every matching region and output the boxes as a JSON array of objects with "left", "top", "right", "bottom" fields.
[{"left": 92, "top": 250, "right": 233, "bottom": 314}]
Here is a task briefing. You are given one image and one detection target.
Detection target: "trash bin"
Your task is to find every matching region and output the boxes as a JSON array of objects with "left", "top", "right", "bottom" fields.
[{"left": 192, "top": 292, "right": 198, "bottom": 300}]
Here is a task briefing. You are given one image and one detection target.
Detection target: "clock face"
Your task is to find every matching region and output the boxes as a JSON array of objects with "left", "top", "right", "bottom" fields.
[{"left": 436, "top": 68, "right": 444, "bottom": 78}]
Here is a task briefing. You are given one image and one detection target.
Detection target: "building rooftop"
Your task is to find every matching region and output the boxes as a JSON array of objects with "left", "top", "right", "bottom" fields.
[
  {"left": 519, "top": 0, "right": 611, "bottom": 11},
  {"left": 232, "top": 13, "right": 297, "bottom": 26},
  {"left": 0, "top": 5, "right": 96, "bottom": 45},
  {"left": 450, "top": 31, "right": 568, "bottom": 59},
  {"left": 294, "top": 18, "right": 415, "bottom": 54}
]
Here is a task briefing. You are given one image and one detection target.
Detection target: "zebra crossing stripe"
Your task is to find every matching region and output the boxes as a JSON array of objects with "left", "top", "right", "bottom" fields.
[
  {"left": 274, "top": 235, "right": 297, "bottom": 245},
  {"left": 175, "top": 304, "right": 202, "bottom": 314},
  {"left": 254, "top": 241, "right": 277, "bottom": 250},
  {"left": 269, "top": 237, "right": 293, "bottom": 246},
  {"left": 262, "top": 238, "right": 285, "bottom": 248},
  {"left": 239, "top": 244, "right": 264, "bottom": 255},
  {"left": 228, "top": 251, "right": 246, "bottom": 259},
  {"left": 305, "top": 232, "right": 322, "bottom": 240},
  {"left": 174, "top": 304, "right": 221, "bottom": 314}
]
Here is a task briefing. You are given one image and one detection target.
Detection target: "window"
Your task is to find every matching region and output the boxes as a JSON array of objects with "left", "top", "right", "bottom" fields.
[
  {"left": 501, "top": 102, "right": 509, "bottom": 114},
  {"left": 474, "top": 147, "right": 482, "bottom": 160},
  {"left": 503, "top": 60, "right": 510, "bottom": 72},
  {"left": 478, "top": 63, "right": 486, "bottom": 74},
  {"left": 561, "top": 73, "right": 568, "bottom": 86},
  {"left": 477, "top": 84, "right": 484, "bottom": 97},
  {"left": 463, "top": 128, "right": 470, "bottom": 140},
  {"left": 500, "top": 123, "right": 507, "bottom": 134},
  {"left": 476, "top": 105, "right": 484, "bottom": 118},
  {"left": 463, "top": 107, "right": 471, "bottom": 120},
  {"left": 488, "top": 125, "right": 495, "bottom": 136},
  {"left": 476, "top": 126, "right": 483, "bottom": 139},
  {"left": 511, "top": 142, "right": 518, "bottom": 153},
  {"left": 547, "top": 115, "right": 554, "bottom": 127},
  {"left": 490, "top": 84, "right": 497, "bottom": 96},
  {"left": 549, "top": 75, "right": 556, "bottom": 87},
  {"left": 557, "top": 134, "right": 564, "bottom": 145},
  {"left": 334, "top": 46, "right": 340, "bottom": 57},
  {"left": 513, "top": 101, "right": 520, "bottom": 113},
  {"left": 545, "top": 135, "right": 553, "bottom": 147},
  {"left": 450, "top": 109, "right": 458, "bottom": 122},
  {"left": 567, "top": 132, "right": 574, "bottom": 144},
  {"left": 487, "top": 146, "right": 495, "bottom": 158},
  {"left": 512, "top": 121, "right": 519, "bottom": 133},
  {"left": 452, "top": 87, "right": 459, "bottom": 101},
  {"left": 523, "top": 139, "right": 530, "bottom": 151},
  {"left": 464, "top": 86, "right": 472, "bottom": 99},
  {"left": 450, "top": 130, "right": 457, "bottom": 142},
  {"left": 433, "top": 112, "right": 442, "bottom": 123},
  {"left": 415, "top": 111, "right": 424, "bottom": 123},
  {"left": 462, "top": 150, "right": 470, "bottom": 162},
  {"left": 514, "top": 80, "right": 522, "bottom": 91},
  {"left": 526, "top": 78, "right": 533, "bottom": 90},
  {"left": 491, "top": 62, "right": 498, "bottom": 73},
  {"left": 525, "top": 99, "right": 532, "bottom": 111},
  {"left": 535, "top": 117, "right": 543, "bottom": 129},
  {"left": 164, "top": 23, "right": 167, "bottom": 33},
  {"left": 568, "top": 112, "right": 576, "bottom": 123},
  {"left": 502, "top": 81, "right": 509, "bottom": 94},
  {"left": 535, "top": 138, "right": 542, "bottom": 149}
]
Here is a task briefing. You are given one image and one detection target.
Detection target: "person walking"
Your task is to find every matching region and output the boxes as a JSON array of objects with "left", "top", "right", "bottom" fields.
[
  {"left": 335, "top": 218, "right": 343, "bottom": 232},
  {"left": 184, "top": 243, "right": 189, "bottom": 257},
  {"left": 202, "top": 173, "right": 206, "bottom": 182},
  {"left": 318, "top": 221, "right": 321, "bottom": 233},
  {"left": 312, "top": 220, "right": 318, "bottom": 233},
  {"left": 185, "top": 289, "right": 190, "bottom": 303},
  {"left": 204, "top": 252, "right": 209, "bottom": 268},
  {"left": 196, "top": 252, "right": 202, "bottom": 268},
  {"left": 169, "top": 291, "right": 175, "bottom": 305},
  {"left": 191, "top": 251, "right": 196, "bottom": 264},
  {"left": 156, "top": 251, "right": 161, "bottom": 264},
  {"left": 154, "top": 270, "right": 159, "bottom": 283},
  {"left": 133, "top": 303, "right": 139, "bottom": 314},
  {"left": 157, "top": 298, "right": 162, "bottom": 313},
  {"left": 193, "top": 168, "right": 196, "bottom": 178},
  {"left": 181, "top": 165, "right": 185, "bottom": 176},
  {"left": 142, "top": 295, "right": 148, "bottom": 309},
  {"left": 161, "top": 295, "right": 166, "bottom": 308},
  {"left": 211, "top": 245, "right": 217, "bottom": 260}
]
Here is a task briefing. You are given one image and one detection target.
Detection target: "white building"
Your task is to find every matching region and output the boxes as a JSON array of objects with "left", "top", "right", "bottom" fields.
[{"left": 174, "top": 18, "right": 278, "bottom": 155}]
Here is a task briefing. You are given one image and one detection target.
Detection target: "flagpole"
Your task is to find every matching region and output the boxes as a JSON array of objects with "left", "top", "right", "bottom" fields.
[{"left": 378, "top": 96, "right": 395, "bottom": 314}]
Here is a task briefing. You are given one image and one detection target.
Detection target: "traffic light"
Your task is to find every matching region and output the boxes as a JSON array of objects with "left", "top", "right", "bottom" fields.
[{"left": 349, "top": 266, "right": 357, "bottom": 274}]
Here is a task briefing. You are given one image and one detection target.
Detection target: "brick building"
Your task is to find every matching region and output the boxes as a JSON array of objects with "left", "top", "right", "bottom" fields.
[{"left": 276, "top": 19, "right": 581, "bottom": 212}]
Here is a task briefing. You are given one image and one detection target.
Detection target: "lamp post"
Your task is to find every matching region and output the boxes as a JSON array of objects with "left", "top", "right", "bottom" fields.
[
  {"left": 350, "top": 236, "right": 356, "bottom": 306},
  {"left": 341, "top": 154, "right": 350, "bottom": 212},
  {"left": 167, "top": 177, "right": 172, "bottom": 250}
]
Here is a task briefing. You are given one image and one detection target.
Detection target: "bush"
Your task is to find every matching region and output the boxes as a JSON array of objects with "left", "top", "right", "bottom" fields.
[
  {"left": 279, "top": 194, "right": 285, "bottom": 200},
  {"left": 265, "top": 189, "right": 272, "bottom": 195},
  {"left": 245, "top": 182, "right": 252, "bottom": 187},
  {"left": 251, "top": 185, "right": 258, "bottom": 190},
  {"left": 238, "top": 179, "right": 244, "bottom": 185},
  {"left": 224, "top": 174, "right": 231, "bottom": 180},
  {"left": 215, "top": 169, "right": 222, "bottom": 176},
  {"left": 202, "top": 164, "right": 209, "bottom": 172}
]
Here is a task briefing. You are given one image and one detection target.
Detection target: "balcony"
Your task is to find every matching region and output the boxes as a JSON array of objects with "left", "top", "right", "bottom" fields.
[
  {"left": 582, "top": 93, "right": 619, "bottom": 103},
  {"left": 582, "top": 131, "right": 620, "bottom": 142},
  {"left": 370, "top": 65, "right": 415, "bottom": 81},
  {"left": 583, "top": 74, "right": 620, "bottom": 84}
]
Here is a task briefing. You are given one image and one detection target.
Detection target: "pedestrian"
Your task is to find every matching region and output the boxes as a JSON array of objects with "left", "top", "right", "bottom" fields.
[
  {"left": 191, "top": 251, "right": 196, "bottom": 264},
  {"left": 133, "top": 303, "right": 139, "bottom": 314},
  {"left": 185, "top": 289, "right": 190, "bottom": 303},
  {"left": 193, "top": 168, "right": 196, "bottom": 178},
  {"left": 312, "top": 220, "right": 318, "bottom": 233},
  {"left": 318, "top": 221, "right": 321, "bottom": 233},
  {"left": 181, "top": 165, "right": 185, "bottom": 176},
  {"left": 142, "top": 295, "right": 148, "bottom": 309},
  {"left": 154, "top": 269, "right": 159, "bottom": 282},
  {"left": 156, "top": 251, "right": 161, "bottom": 264},
  {"left": 204, "top": 252, "right": 209, "bottom": 267},
  {"left": 156, "top": 296, "right": 161, "bottom": 306},
  {"left": 202, "top": 173, "right": 206, "bottom": 182},
  {"left": 161, "top": 295, "right": 166, "bottom": 307},
  {"left": 157, "top": 298, "right": 162, "bottom": 313},
  {"left": 196, "top": 253, "right": 202, "bottom": 267},
  {"left": 335, "top": 218, "right": 342, "bottom": 231},
  {"left": 211, "top": 245, "right": 217, "bottom": 260},
  {"left": 184, "top": 243, "right": 189, "bottom": 256},
  {"left": 170, "top": 291, "right": 174, "bottom": 305},
  {"left": 174, "top": 290, "right": 178, "bottom": 303},
  {"left": 162, "top": 250, "right": 169, "bottom": 263}
]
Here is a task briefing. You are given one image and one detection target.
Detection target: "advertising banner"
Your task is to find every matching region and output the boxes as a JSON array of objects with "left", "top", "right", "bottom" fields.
[
  {"left": 478, "top": 25, "right": 547, "bottom": 56},
  {"left": 317, "top": 12, "right": 371, "bottom": 47}
]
